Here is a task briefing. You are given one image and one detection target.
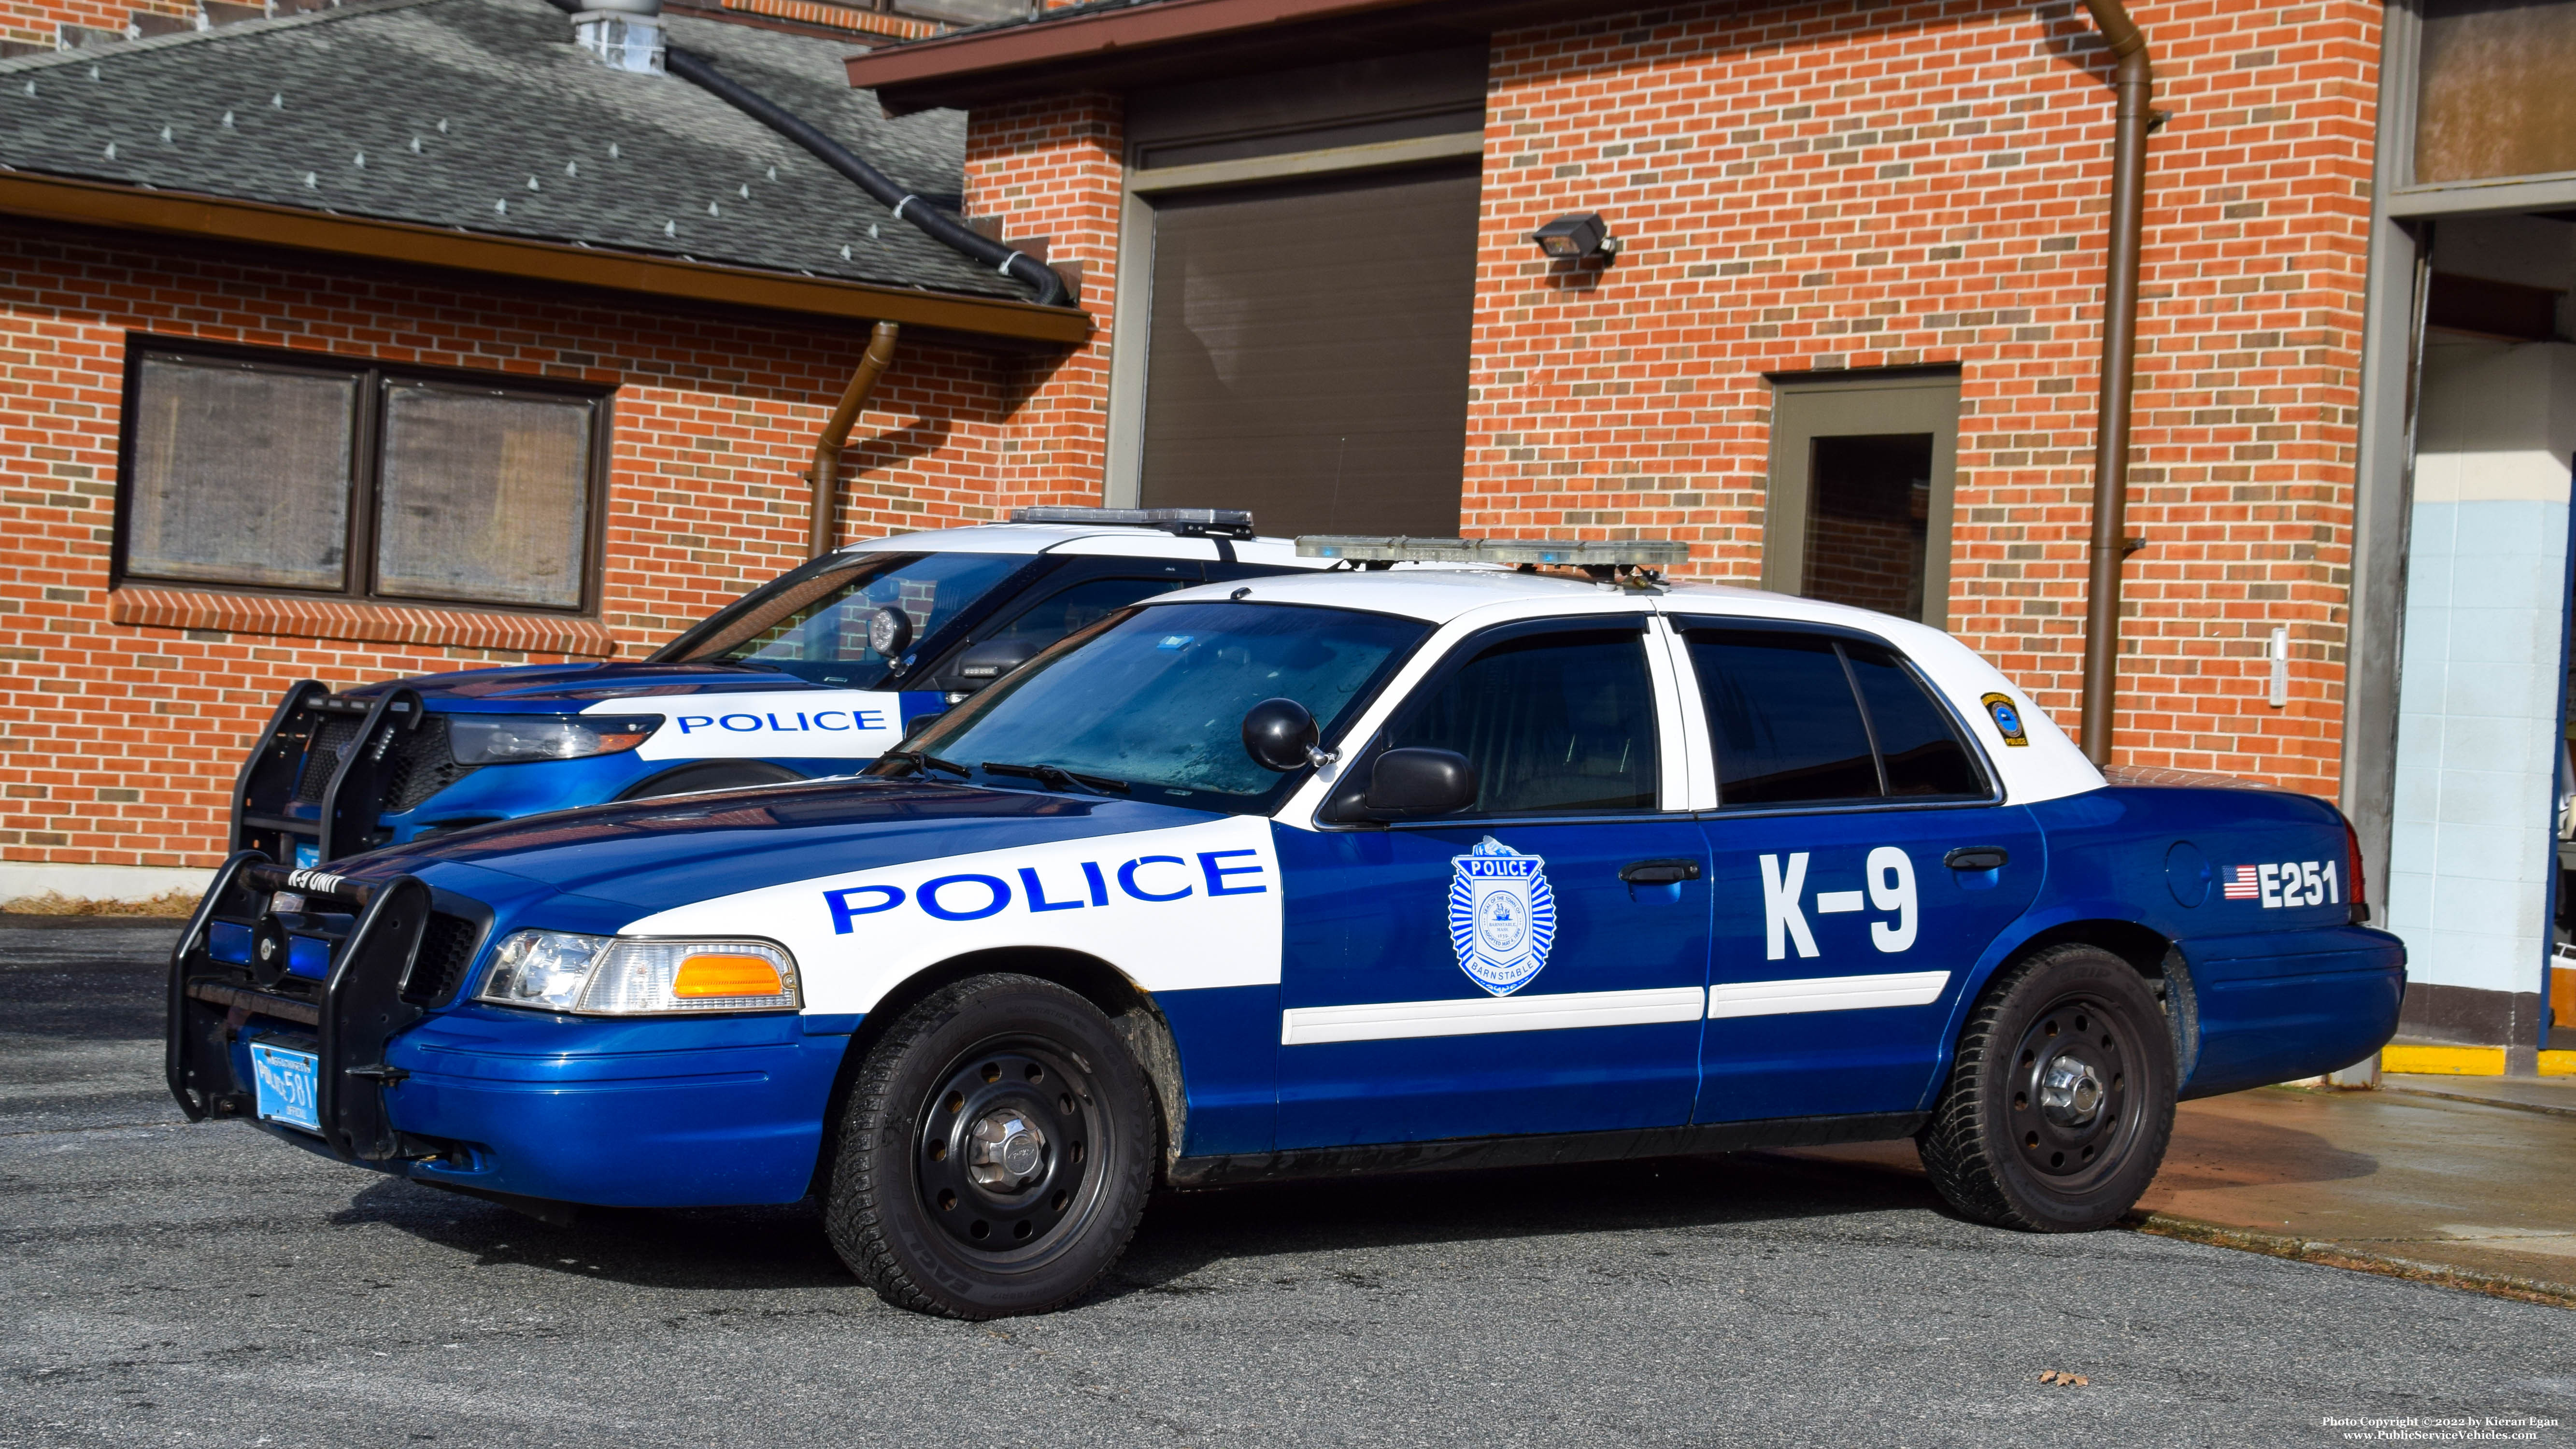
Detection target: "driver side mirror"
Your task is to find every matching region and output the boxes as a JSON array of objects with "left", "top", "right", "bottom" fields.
[{"left": 1323, "top": 747, "right": 1478, "bottom": 822}]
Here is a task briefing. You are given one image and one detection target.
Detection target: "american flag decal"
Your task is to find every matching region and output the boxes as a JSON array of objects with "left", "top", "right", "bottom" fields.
[{"left": 2221, "top": 865, "right": 2261, "bottom": 900}]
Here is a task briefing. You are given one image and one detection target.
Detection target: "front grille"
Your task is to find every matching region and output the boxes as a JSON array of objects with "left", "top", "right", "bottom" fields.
[
  {"left": 384, "top": 717, "right": 476, "bottom": 813},
  {"left": 293, "top": 716, "right": 366, "bottom": 802},
  {"left": 401, "top": 910, "right": 486, "bottom": 1007}
]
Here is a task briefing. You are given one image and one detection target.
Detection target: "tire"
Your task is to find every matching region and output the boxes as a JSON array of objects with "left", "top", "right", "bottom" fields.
[
  {"left": 1917, "top": 944, "right": 2176, "bottom": 1232},
  {"left": 823, "top": 974, "right": 1155, "bottom": 1319}
]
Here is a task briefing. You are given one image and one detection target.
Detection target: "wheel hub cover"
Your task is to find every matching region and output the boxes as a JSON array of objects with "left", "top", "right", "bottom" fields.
[
  {"left": 2039, "top": 1054, "right": 2105, "bottom": 1127},
  {"left": 971, "top": 1111, "right": 1048, "bottom": 1188}
]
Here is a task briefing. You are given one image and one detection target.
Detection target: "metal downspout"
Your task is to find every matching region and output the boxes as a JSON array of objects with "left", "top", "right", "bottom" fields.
[
  {"left": 2077, "top": 0, "right": 2153, "bottom": 765},
  {"left": 809, "top": 320, "right": 902, "bottom": 557}
]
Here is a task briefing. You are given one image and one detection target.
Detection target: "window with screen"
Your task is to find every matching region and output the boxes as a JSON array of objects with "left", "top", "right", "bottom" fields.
[
  {"left": 116, "top": 344, "right": 604, "bottom": 612},
  {"left": 1385, "top": 628, "right": 1659, "bottom": 815},
  {"left": 1688, "top": 626, "right": 1985, "bottom": 808}
]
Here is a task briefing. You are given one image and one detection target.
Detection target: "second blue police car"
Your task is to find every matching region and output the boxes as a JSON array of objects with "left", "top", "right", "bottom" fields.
[
  {"left": 230, "top": 507, "right": 1316, "bottom": 867},
  {"left": 169, "top": 539, "right": 2404, "bottom": 1319}
]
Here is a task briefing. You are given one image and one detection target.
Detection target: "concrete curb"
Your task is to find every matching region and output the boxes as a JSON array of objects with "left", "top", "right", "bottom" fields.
[
  {"left": 2378, "top": 1083, "right": 2576, "bottom": 1120},
  {"left": 2128, "top": 1212, "right": 2576, "bottom": 1310}
]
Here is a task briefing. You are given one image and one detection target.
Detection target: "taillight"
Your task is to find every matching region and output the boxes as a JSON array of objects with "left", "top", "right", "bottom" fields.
[{"left": 2344, "top": 814, "right": 2368, "bottom": 923}]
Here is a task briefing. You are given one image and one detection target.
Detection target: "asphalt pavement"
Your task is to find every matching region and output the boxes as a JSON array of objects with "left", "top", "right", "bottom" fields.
[{"left": 4, "top": 921, "right": 2571, "bottom": 1449}]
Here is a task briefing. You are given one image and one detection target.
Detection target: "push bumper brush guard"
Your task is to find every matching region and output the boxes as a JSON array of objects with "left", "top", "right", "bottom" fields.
[{"left": 166, "top": 853, "right": 488, "bottom": 1164}]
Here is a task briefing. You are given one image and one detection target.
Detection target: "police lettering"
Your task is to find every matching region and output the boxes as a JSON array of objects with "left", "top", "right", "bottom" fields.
[
  {"left": 824, "top": 851, "right": 1268, "bottom": 934},
  {"left": 675, "top": 709, "right": 888, "bottom": 735}
]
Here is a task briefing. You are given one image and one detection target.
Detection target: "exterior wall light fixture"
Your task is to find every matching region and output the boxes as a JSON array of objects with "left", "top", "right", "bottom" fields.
[{"left": 1531, "top": 212, "right": 1619, "bottom": 262}]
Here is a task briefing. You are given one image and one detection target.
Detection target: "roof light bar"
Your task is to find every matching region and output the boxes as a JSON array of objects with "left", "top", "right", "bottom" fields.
[
  {"left": 1009, "top": 506, "right": 1256, "bottom": 539},
  {"left": 1296, "top": 536, "right": 1687, "bottom": 569}
]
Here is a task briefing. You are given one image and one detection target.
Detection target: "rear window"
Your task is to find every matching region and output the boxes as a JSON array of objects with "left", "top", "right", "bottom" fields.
[{"left": 1685, "top": 626, "right": 1985, "bottom": 808}]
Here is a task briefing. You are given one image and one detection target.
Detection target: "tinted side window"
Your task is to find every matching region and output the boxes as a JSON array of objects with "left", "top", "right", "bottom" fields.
[
  {"left": 1689, "top": 630, "right": 1879, "bottom": 806},
  {"left": 1388, "top": 629, "right": 1658, "bottom": 814},
  {"left": 1845, "top": 641, "right": 1984, "bottom": 796},
  {"left": 984, "top": 577, "right": 1186, "bottom": 650}
]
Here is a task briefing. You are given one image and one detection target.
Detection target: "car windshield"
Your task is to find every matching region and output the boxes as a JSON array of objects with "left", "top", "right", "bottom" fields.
[
  {"left": 897, "top": 601, "right": 1430, "bottom": 812},
  {"left": 661, "top": 552, "right": 1031, "bottom": 688}
]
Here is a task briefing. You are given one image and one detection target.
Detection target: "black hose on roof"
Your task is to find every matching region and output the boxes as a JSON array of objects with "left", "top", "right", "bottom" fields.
[{"left": 536, "top": 0, "right": 1069, "bottom": 309}]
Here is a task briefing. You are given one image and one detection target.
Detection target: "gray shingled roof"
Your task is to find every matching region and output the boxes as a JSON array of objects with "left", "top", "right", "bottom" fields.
[{"left": 0, "top": 0, "right": 1021, "bottom": 298}]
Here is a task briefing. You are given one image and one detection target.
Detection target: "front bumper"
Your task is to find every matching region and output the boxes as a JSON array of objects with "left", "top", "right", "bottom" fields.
[
  {"left": 171, "top": 855, "right": 855, "bottom": 1209},
  {"left": 371, "top": 1007, "right": 851, "bottom": 1207}
]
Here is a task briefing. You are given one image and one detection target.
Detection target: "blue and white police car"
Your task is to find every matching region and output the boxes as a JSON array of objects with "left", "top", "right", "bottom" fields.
[
  {"left": 232, "top": 507, "right": 1317, "bottom": 867},
  {"left": 169, "top": 538, "right": 2404, "bottom": 1319}
]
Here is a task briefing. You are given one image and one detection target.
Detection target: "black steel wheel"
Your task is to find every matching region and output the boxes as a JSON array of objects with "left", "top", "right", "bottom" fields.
[
  {"left": 824, "top": 974, "right": 1153, "bottom": 1318},
  {"left": 1917, "top": 943, "right": 2176, "bottom": 1232}
]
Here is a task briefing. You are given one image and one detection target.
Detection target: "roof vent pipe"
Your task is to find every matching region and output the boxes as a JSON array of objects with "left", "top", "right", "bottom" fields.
[
  {"left": 2076, "top": 0, "right": 2152, "bottom": 766},
  {"left": 532, "top": 0, "right": 1067, "bottom": 308},
  {"left": 659, "top": 46, "right": 1070, "bottom": 309},
  {"left": 571, "top": 0, "right": 663, "bottom": 73}
]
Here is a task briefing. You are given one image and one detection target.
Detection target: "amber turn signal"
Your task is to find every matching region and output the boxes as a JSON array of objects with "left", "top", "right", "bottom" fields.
[{"left": 671, "top": 952, "right": 787, "bottom": 998}]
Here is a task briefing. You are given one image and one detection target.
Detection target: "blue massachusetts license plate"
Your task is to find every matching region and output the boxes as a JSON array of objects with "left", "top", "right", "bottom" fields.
[{"left": 248, "top": 1042, "right": 321, "bottom": 1133}]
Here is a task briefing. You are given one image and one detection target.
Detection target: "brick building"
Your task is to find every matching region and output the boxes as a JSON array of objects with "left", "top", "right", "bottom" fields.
[
  {"left": 2, "top": 0, "right": 2572, "bottom": 1063},
  {"left": 0, "top": 0, "right": 1091, "bottom": 903}
]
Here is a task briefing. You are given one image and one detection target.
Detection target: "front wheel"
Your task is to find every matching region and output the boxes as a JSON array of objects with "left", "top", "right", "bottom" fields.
[
  {"left": 1916, "top": 944, "right": 2176, "bottom": 1232},
  {"left": 824, "top": 974, "right": 1155, "bottom": 1318}
]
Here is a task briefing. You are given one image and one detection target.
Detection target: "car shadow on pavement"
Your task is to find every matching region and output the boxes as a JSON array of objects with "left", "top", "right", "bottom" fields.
[
  {"left": 331, "top": 1146, "right": 1956, "bottom": 1300},
  {"left": 1099, "top": 1149, "right": 1952, "bottom": 1302}
]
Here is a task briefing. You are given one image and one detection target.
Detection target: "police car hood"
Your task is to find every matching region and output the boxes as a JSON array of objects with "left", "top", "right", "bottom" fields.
[
  {"left": 346, "top": 661, "right": 839, "bottom": 709},
  {"left": 346, "top": 778, "right": 1224, "bottom": 914}
]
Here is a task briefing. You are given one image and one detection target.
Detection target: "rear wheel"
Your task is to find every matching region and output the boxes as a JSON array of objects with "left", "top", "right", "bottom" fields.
[
  {"left": 824, "top": 974, "right": 1154, "bottom": 1318},
  {"left": 1917, "top": 944, "right": 2175, "bottom": 1232}
]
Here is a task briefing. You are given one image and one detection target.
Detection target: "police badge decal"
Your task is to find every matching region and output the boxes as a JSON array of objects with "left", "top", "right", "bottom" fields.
[{"left": 1447, "top": 837, "right": 1558, "bottom": 995}]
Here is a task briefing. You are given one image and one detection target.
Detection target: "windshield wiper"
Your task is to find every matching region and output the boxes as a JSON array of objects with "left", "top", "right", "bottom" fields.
[
  {"left": 707, "top": 658, "right": 791, "bottom": 673},
  {"left": 980, "top": 761, "right": 1131, "bottom": 796},
  {"left": 880, "top": 748, "right": 971, "bottom": 780}
]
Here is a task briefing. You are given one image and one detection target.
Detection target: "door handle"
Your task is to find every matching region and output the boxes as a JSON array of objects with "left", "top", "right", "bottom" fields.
[
  {"left": 1619, "top": 858, "right": 1702, "bottom": 884},
  {"left": 1944, "top": 847, "right": 2010, "bottom": 871}
]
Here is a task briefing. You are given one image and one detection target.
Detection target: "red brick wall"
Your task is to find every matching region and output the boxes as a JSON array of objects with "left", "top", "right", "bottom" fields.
[
  {"left": 2, "top": 0, "right": 194, "bottom": 49},
  {"left": 960, "top": 93, "right": 1123, "bottom": 511},
  {"left": 0, "top": 225, "right": 1024, "bottom": 869},
  {"left": 1466, "top": 0, "right": 2376, "bottom": 794}
]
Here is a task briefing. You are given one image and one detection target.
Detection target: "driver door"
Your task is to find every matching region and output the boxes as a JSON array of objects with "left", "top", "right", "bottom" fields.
[{"left": 1272, "top": 617, "right": 1712, "bottom": 1148}]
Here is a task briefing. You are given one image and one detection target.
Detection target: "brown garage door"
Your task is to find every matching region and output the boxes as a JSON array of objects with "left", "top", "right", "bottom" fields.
[{"left": 1138, "top": 164, "right": 1477, "bottom": 540}]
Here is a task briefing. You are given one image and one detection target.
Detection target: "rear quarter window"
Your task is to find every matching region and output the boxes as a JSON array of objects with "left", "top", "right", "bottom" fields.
[{"left": 1686, "top": 625, "right": 1988, "bottom": 808}]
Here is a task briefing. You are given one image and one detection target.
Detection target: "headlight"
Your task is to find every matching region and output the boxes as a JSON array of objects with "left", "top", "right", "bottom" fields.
[
  {"left": 448, "top": 715, "right": 661, "bottom": 765},
  {"left": 475, "top": 931, "right": 799, "bottom": 1015}
]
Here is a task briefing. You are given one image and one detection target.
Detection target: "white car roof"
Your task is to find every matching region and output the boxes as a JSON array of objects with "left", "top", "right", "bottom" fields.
[
  {"left": 840, "top": 523, "right": 1316, "bottom": 568},
  {"left": 1144, "top": 568, "right": 2104, "bottom": 805}
]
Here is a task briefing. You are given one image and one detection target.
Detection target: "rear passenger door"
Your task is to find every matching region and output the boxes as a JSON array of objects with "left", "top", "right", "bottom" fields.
[{"left": 1676, "top": 622, "right": 2043, "bottom": 1123}]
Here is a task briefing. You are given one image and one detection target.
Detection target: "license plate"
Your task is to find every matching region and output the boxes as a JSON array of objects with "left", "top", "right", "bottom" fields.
[{"left": 249, "top": 1043, "right": 321, "bottom": 1133}]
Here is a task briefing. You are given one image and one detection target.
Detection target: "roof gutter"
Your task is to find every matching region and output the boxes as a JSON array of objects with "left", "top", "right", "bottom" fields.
[
  {"left": 2076, "top": 0, "right": 2152, "bottom": 766},
  {"left": 0, "top": 169, "right": 1090, "bottom": 345},
  {"left": 843, "top": 0, "right": 1423, "bottom": 92}
]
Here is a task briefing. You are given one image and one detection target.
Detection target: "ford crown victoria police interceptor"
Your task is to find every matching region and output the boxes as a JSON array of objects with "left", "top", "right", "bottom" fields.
[
  {"left": 230, "top": 508, "right": 1317, "bottom": 868},
  {"left": 167, "top": 543, "right": 2404, "bottom": 1319}
]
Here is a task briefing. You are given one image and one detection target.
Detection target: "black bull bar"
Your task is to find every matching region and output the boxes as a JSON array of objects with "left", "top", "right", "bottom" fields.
[{"left": 166, "top": 852, "right": 487, "bottom": 1164}]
